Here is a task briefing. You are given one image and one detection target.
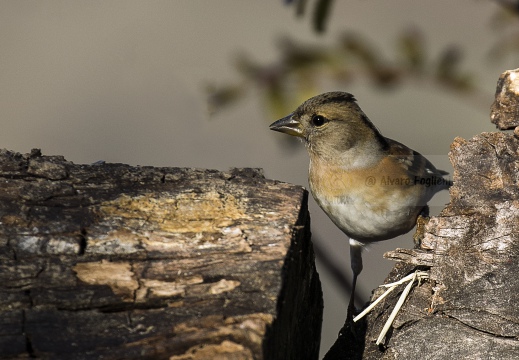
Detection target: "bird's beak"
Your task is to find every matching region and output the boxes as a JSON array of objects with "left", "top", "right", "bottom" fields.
[{"left": 269, "top": 114, "right": 304, "bottom": 137}]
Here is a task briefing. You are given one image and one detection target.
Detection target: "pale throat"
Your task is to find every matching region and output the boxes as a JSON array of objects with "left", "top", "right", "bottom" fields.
[{"left": 308, "top": 138, "right": 384, "bottom": 171}]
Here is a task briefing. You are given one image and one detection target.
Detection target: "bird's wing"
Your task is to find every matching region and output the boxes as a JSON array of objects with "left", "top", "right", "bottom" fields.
[{"left": 385, "top": 138, "right": 452, "bottom": 189}]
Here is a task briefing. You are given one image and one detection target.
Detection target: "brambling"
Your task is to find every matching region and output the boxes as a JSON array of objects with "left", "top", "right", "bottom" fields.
[{"left": 269, "top": 92, "right": 451, "bottom": 309}]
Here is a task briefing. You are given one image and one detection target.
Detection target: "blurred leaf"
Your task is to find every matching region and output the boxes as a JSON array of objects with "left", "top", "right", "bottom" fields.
[
  {"left": 489, "top": 35, "right": 519, "bottom": 60},
  {"left": 436, "top": 47, "right": 474, "bottom": 91},
  {"left": 265, "top": 81, "right": 290, "bottom": 119},
  {"left": 278, "top": 38, "right": 328, "bottom": 69},
  {"left": 449, "top": 73, "right": 474, "bottom": 91},
  {"left": 489, "top": 5, "right": 518, "bottom": 30},
  {"left": 488, "top": 2, "right": 519, "bottom": 60},
  {"left": 494, "top": 0, "right": 519, "bottom": 15},
  {"left": 296, "top": 0, "right": 308, "bottom": 16},
  {"left": 283, "top": 0, "right": 332, "bottom": 32},
  {"left": 234, "top": 54, "right": 262, "bottom": 79},
  {"left": 436, "top": 47, "right": 462, "bottom": 80},
  {"left": 313, "top": 0, "right": 334, "bottom": 33},
  {"left": 206, "top": 83, "right": 246, "bottom": 116},
  {"left": 487, "top": 7, "right": 519, "bottom": 61},
  {"left": 398, "top": 28, "right": 426, "bottom": 73},
  {"left": 339, "top": 33, "right": 379, "bottom": 67},
  {"left": 339, "top": 33, "right": 402, "bottom": 87},
  {"left": 371, "top": 67, "right": 402, "bottom": 88}
]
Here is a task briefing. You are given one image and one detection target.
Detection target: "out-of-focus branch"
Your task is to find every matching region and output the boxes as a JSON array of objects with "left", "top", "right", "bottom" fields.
[{"left": 207, "top": 30, "right": 490, "bottom": 120}]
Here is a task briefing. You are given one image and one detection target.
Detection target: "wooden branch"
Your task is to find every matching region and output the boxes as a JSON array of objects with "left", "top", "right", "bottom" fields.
[
  {"left": 325, "top": 68, "right": 519, "bottom": 359},
  {"left": 0, "top": 153, "right": 323, "bottom": 359}
]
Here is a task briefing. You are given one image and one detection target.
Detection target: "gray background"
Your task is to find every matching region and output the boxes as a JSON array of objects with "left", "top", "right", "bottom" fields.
[{"left": 1, "top": 1, "right": 514, "bottom": 357}]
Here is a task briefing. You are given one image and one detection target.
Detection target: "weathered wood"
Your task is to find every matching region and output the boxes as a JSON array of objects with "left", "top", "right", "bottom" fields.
[
  {"left": 0, "top": 151, "right": 323, "bottom": 360},
  {"left": 491, "top": 68, "right": 519, "bottom": 130},
  {"left": 325, "top": 69, "right": 519, "bottom": 359}
]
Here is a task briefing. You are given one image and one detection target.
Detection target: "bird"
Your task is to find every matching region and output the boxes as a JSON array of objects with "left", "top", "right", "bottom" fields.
[{"left": 269, "top": 91, "right": 452, "bottom": 311}]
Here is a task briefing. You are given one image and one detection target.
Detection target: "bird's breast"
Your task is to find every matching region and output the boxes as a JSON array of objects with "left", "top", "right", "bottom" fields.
[{"left": 308, "top": 157, "right": 425, "bottom": 242}]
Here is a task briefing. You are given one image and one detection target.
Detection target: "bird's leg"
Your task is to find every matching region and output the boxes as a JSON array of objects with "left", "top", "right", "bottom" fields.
[
  {"left": 413, "top": 205, "right": 430, "bottom": 247},
  {"left": 348, "top": 239, "right": 364, "bottom": 315}
]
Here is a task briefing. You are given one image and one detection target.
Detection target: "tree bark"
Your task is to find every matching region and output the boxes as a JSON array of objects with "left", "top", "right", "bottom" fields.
[
  {"left": 325, "top": 68, "right": 519, "bottom": 359},
  {"left": 0, "top": 153, "right": 323, "bottom": 360}
]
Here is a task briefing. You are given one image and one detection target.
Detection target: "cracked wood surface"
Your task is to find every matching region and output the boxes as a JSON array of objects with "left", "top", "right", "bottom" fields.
[
  {"left": 0, "top": 151, "right": 323, "bottom": 360},
  {"left": 365, "top": 132, "right": 519, "bottom": 359}
]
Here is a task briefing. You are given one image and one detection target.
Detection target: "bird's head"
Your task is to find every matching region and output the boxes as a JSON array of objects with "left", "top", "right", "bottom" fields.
[{"left": 269, "top": 92, "right": 387, "bottom": 160}]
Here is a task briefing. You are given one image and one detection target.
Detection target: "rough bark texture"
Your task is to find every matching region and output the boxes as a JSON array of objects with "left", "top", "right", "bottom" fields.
[
  {"left": 491, "top": 68, "right": 519, "bottom": 130},
  {"left": 325, "top": 69, "right": 519, "bottom": 359},
  {"left": 0, "top": 151, "right": 323, "bottom": 360}
]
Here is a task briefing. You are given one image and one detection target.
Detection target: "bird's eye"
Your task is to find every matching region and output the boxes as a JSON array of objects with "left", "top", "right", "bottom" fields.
[{"left": 311, "top": 115, "right": 328, "bottom": 127}]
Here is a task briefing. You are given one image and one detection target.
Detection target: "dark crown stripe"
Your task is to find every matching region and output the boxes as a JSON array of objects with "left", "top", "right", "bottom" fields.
[{"left": 320, "top": 92, "right": 356, "bottom": 105}]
